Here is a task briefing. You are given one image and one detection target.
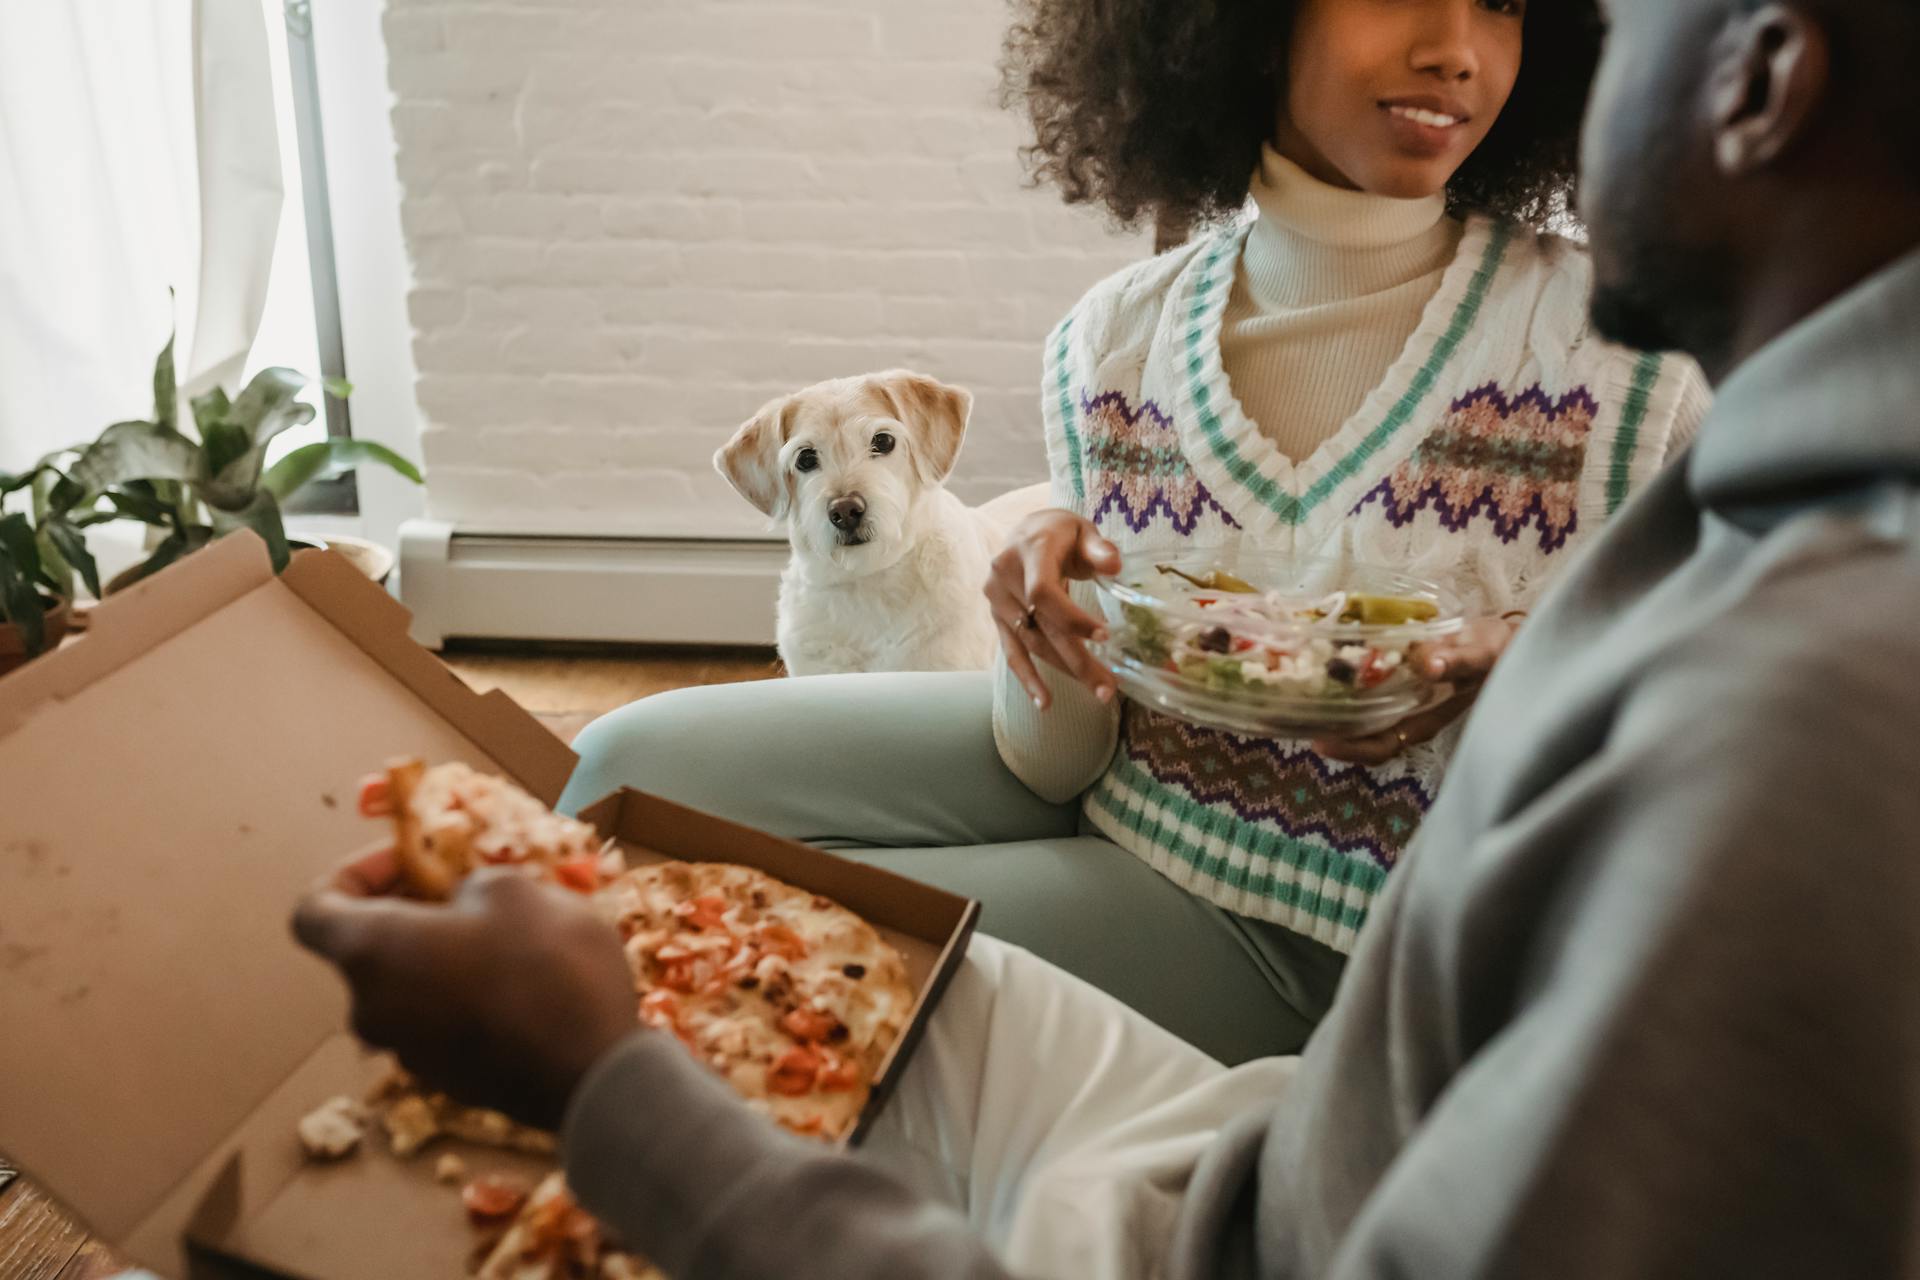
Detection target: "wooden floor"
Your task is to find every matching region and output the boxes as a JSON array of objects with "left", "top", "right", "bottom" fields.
[
  {"left": 0, "top": 643, "right": 778, "bottom": 1279},
  {"left": 442, "top": 641, "right": 781, "bottom": 744}
]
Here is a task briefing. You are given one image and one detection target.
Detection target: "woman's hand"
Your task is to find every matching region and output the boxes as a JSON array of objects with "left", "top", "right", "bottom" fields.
[
  {"left": 1313, "top": 615, "right": 1521, "bottom": 766},
  {"left": 985, "top": 509, "right": 1122, "bottom": 710},
  {"left": 291, "top": 847, "right": 639, "bottom": 1132}
]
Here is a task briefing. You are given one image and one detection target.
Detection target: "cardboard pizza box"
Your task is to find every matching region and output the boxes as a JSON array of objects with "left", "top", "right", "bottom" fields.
[{"left": 0, "top": 533, "right": 979, "bottom": 1280}]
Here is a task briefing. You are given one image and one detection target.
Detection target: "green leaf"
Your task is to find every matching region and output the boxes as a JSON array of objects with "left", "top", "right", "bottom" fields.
[
  {"left": 154, "top": 331, "right": 178, "bottom": 432},
  {"left": 210, "top": 491, "right": 290, "bottom": 573},
  {"left": 228, "top": 368, "right": 312, "bottom": 446},
  {"left": 51, "top": 476, "right": 86, "bottom": 516},
  {"left": 119, "top": 529, "right": 187, "bottom": 591},
  {"left": 112, "top": 525, "right": 212, "bottom": 593},
  {"left": 0, "top": 513, "right": 42, "bottom": 584},
  {"left": 33, "top": 526, "right": 71, "bottom": 599},
  {"left": 199, "top": 422, "right": 257, "bottom": 499},
  {"left": 190, "top": 386, "right": 232, "bottom": 434},
  {"left": 204, "top": 445, "right": 272, "bottom": 513},
  {"left": 0, "top": 552, "right": 46, "bottom": 655},
  {"left": 323, "top": 377, "right": 354, "bottom": 400},
  {"left": 99, "top": 487, "right": 177, "bottom": 525},
  {"left": 71, "top": 420, "right": 200, "bottom": 490},
  {"left": 34, "top": 469, "right": 86, "bottom": 520},
  {"left": 0, "top": 467, "right": 39, "bottom": 496},
  {"left": 262, "top": 438, "right": 423, "bottom": 501},
  {"left": 44, "top": 519, "right": 101, "bottom": 600}
]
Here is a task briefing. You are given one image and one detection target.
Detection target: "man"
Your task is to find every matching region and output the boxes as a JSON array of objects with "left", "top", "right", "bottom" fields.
[{"left": 294, "top": 0, "right": 1920, "bottom": 1274}]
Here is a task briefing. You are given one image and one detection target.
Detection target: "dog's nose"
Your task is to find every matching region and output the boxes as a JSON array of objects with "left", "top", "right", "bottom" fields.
[{"left": 828, "top": 495, "right": 866, "bottom": 531}]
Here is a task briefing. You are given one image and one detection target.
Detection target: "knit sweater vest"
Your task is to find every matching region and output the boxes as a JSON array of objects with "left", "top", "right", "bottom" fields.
[{"left": 1038, "top": 218, "right": 1711, "bottom": 953}]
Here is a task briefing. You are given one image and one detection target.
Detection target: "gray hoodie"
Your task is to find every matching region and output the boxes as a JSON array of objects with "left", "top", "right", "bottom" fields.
[{"left": 563, "top": 248, "right": 1920, "bottom": 1279}]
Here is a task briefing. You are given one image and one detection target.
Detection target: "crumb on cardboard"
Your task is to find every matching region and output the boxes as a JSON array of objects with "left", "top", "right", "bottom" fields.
[
  {"left": 384, "top": 1093, "right": 442, "bottom": 1157},
  {"left": 297, "top": 1096, "right": 368, "bottom": 1161},
  {"left": 435, "top": 1152, "right": 468, "bottom": 1185}
]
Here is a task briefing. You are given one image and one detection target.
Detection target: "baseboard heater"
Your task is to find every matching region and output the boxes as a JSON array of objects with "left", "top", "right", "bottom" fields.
[{"left": 398, "top": 519, "right": 783, "bottom": 649}]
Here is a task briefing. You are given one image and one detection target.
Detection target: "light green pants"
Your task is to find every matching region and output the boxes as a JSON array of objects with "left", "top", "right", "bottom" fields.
[{"left": 560, "top": 672, "right": 1346, "bottom": 1064}]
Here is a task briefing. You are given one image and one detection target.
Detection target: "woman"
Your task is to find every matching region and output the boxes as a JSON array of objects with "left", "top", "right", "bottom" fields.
[{"left": 563, "top": 0, "right": 1708, "bottom": 1064}]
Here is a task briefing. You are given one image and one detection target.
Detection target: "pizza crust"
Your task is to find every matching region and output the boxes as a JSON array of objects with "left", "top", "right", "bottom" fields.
[{"left": 369, "top": 758, "right": 612, "bottom": 900}]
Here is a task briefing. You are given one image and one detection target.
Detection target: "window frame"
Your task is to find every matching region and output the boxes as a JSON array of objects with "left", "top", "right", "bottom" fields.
[{"left": 279, "top": 0, "right": 357, "bottom": 517}]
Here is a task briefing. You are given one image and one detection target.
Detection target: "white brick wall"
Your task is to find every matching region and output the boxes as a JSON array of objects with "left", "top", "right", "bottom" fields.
[{"left": 382, "top": 0, "right": 1149, "bottom": 539}]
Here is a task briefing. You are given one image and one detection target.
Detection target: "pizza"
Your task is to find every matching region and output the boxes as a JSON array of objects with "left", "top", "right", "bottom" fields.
[
  {"left": 356, "top": 758, "right": 615, "bottom": 900},
  {"left": 602, "top": 861, "right": 914, "bottom": 1140},
  {"left": 307, "top": 759, "right": 917, "bottom": 1278}
]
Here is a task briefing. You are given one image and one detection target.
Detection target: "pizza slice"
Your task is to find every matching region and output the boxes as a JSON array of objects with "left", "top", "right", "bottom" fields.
[
  {"left": 472, "top": 1172, "right": 662, "bottom": 1280},
  {"left": 356, "top": 758, "right": 614, "bottom": 900},
  {"left": 600, "top": 861, "right": 915, "bottom": 1141}
]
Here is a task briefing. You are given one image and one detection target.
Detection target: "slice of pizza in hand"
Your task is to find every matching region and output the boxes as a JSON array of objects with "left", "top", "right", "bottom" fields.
[{"left": 356, "top": 757, "right": 616, "bottom": 900}]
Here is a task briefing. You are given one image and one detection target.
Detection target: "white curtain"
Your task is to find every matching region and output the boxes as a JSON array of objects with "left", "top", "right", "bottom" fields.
[{"left": 0, "top": 0, "right": 284, "bottom": 472}]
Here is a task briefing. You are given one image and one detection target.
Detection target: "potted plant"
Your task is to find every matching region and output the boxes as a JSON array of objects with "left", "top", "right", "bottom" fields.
[
  {"left": 73, "top": 335, "right": 422, "bottom": 589},
  {"left": 0, "top": 452, "right": 103, "bottom": 674}
]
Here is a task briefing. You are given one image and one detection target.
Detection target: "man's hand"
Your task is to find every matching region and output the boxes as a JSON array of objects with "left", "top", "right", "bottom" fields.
[
  {"left": 291, "top": 847, "right": 638, "bottom": 1132},
  {"left": 1314, "top": 615, "right": 1520, "bottom": 766}
]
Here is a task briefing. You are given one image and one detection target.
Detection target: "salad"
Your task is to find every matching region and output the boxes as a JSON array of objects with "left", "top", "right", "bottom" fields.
[{"left": 1092, "top": 554, "right": 1463, "bottom": 737}]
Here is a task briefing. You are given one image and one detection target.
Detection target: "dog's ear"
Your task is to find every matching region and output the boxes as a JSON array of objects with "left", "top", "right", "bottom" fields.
[
  {"left": 715, "top": 397, "right": 795, "bottom": 517},
  {"left": 870, "top": 370, "right": 972, "bottom": 484}
]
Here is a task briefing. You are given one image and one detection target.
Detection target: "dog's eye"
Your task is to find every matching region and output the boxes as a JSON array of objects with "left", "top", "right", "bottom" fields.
[
  {"left": 794, "top": 448, "right": 819, "bottom": 473},
  {"left": 870, "top": 433, "right": 895, "bottom": 456}
]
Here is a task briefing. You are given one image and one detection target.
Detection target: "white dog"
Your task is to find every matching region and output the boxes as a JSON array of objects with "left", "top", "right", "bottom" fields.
[{"left": 716, "top": 370, "right": 1044, "bottom": 676}]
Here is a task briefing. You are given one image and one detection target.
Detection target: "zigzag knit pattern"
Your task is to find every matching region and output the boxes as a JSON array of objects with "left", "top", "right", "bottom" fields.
[
  {"left": 1083, "top": 390, "right": 1241, "bottom": 536},
  {"left": 1121, "top": 706, "right": 1432, "bottom": 868},
  {"left": 1351, "top": 383, "right": 1598, "bottom": 552}
]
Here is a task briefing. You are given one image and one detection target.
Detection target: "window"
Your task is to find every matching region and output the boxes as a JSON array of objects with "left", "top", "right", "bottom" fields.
[{"left": 253, "top": 0, "right": 353, "bottom": 515}]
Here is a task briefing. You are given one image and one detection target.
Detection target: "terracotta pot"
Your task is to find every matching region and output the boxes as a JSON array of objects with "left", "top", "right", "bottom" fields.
[
  {"left": 0, "top": 597, "right": 71, "bottom": 677},
  {"left": 292, "top": 533, "right": 396, "bottom": 586}
]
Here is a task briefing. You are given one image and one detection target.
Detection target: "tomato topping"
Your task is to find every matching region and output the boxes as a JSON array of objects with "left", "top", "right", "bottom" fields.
[
  {"left": 816, "top": 1053, "right": 862, "bottom": 1092},
  {"left": 1231, "top": 637, "right": 1257, "bottom": 653},
  {"left": 781, "top": 1114, "right": 826, "bottom": 1136},
  {"left": 462, "top": 1176, "right": 529, "bottom": 1223},
  {"left": 768, "top": 1046, "right": 821, "bottom": 1096},
  {"left": 672, "top": 894, "right": 729, "bottom": 931},
  {"left": 780, "top": 1007, "right": 839, "bottom": 1043},
  {"left": 551, "top": 855, "right": 601, "bottom": 894},
  {"left": 1358, "top": 652, "right": 1393, "bottom": 689},
  {"left": 656, "top": 955, "right": 700, "bottom": 993},
  {"left": 638, "top": 989, "right": 679, "bottom": 1029},
  {"left": 757, "top": 921, "right": 808, "bottom": 961},
  {"left": 356, "top": 774, "right": 392, "bottom": 819},
  {"left": 1193, "top": 597, "right": 1216, "bottom": 608}
]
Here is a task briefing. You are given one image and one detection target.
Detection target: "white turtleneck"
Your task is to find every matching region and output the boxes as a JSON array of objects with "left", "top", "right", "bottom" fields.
[{"left": 1221, "top": 146, "right": 1466, "bottom": 463}]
